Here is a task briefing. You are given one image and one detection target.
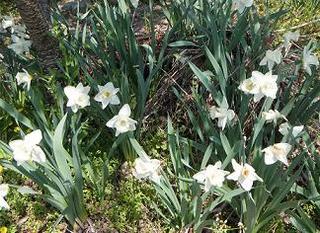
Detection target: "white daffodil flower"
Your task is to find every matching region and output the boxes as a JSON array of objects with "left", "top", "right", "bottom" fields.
[
  {"left": 239, "top": 71, "right": 278, "bottom": 102},
  {"left": 9, "top": 129, "right": 46, "bottom": 166},
  {"left": 7, "top": 35, "right": 32, "bottom": 55},
  {"left": 302, "top": 46, "right": 319, "bottom": 76},
  {"left": 262, "top": 143, "right": 292, "bottom": 166},
  {"left": 283, "top": 31, "right": 300, "bottom": 50},
  {"left": 209, "top": 106, "right": 235, "bottom": 130},
  {"left": 133, "top": 156, "right": 161, "bottom": 184},
  {"left": 64, "top": 83, "right": 90, "bottom": 113},
  {"left": 94, "top": 82, "right": 120, "bottom": 109},
  {"left": 233, "top": 0, "right": 254, "bottom": 14},
  {"left": 193, "top": 161, "right": 230, "bottom": 192},
  {"left": 279, "top": 123, "right": 304, "bottom": 137},
  {"left": 15, "top": 69, "right": 32, "bottom": 91},
  {"left": 227, "top": 159, "right": 262, "bottom": 191},
  {"left": 259, "top": 49, "right": 282, "bottom": 71},
  {"left": 106, "top": 104, "right": 137, "bottom": 136},
  {"left": 0, "top": 184, "right": 9, "bottom": 210},
  {"left": 262, "top": 109, "right": 287, "bottom": 124}
]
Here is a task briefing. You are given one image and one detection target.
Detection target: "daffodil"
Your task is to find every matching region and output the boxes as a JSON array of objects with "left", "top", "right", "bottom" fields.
[
  {"left": 133, "top": 156, "right": 161, "bottom": 184},
  {"left": 262, "top": 109, "right": 287, "bottom": 124},
  {"left": 106, "top": 104, "right": 137, "bottom": 136},
  {"left": 283, "top": 31, "right": 299, "bottom": 50},
  {"left": 227, "top": 159, "right": 262, "bottom": 191},
  {"left": 64, "top": 83, "right": 90, "bottom": 113},
  {"left": 279, "top": 123, "right": 304, "bottom": 137},
  {"left": 7, "top": 35, "right": 32, "bottom": 55},
  {"left": 262, "top": 143, "right": 292, "bottom": 166},
  {"left": 94, "top": 82, "right": 120, "bottom": 109},
  {"left": 9, "top": 129, "right": 46, "bottom": 166},
  {"left": 233, "top": 0, "right": 254, "bottom": 14},
  {"left": 0, "top": 184, "right": 9, "bottom": 210},
  {"left": 15, "top": 69, "right": 32, "bottom": 91},
  {"left": 302, "top": 46, "right": 319, "bottom": 75},
  {"left": 239, "top": 71, "right": 278, "bottom": 102},
  {"left": 259, "top": 49, "right": 282, "bottom": 71},
  {"left": 193, "top": 161, "right": 229, "bottom": 192},
  {"left": 209, "top": 106, "right": 235, "bottom": 130}
]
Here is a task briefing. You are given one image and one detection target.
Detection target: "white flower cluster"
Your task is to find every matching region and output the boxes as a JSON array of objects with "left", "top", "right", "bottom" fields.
[{"left": 0, "top": 15, "right": 32, "bottom": 55}]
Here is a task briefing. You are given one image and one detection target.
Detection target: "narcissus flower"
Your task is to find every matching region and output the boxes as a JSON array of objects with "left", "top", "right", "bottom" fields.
[
  {"left": 233, "top": 0, "right": 253, "bottom": 14},
  {"left": 9, "top": 130, "right": 46, "bottom": 166},
  {"left": 262, "top": 143, "right": 292, "bottom": 166},
  {"left": 283, "top": 31, "right": 299, "bottom": 50},
  {"left": 259, "top": 49, "right": 282, "bottom": 71},
  {"left": 262, "top": 109, "right": 287, "bottom": 124},
  {"left": 227, "top": 159, "right": 262, "bottom": 191},
  {"left": 279, "top": 123, "right": 304, "bottom": 137},
  {"left": 64, "top": 83, "right": 90, "bottom": 113},
  {"left": 302, "top": 46, "right": 319, "bottom": 75},
  {"left": 209, "top": 106, "right": 235, "bottom": 130},
  {"left": 133, "top": 156, "right": 161, "bottom": 184},
  {"left": 94, "top": 82, "right": 120, "bottom": 109},
  {"left": 239, "top": 71, "right": 278, "bottom": 102},
  {"left": 106, "top": 104, "right": 137, "bottom": 136},
  {"left": 0, "top": 184, "right": 9, "bottom": 210},
  {"left": 15, "top": 69, "right": 32, "bottom": 91},
  {"left": 193, "top": 161, "right": 229, "bottom": 192}
]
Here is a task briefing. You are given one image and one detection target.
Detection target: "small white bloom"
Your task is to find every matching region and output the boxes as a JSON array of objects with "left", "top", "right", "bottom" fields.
[
  {"left": 64, "top": 83, "right": 90, "bottom": 113},
  {"left": 133, "top": 156, "right": 161, "bottom": 184},
  {"left": 262, "top": 109, "right": 287, "bottom": 124},
  {"left": 9, "top": 130, "right": 46, "bottom": 166},
  {"left": 209, "top": 106, "right": 235, "bottom": 130},
  {"left": 233, "top": 0, "right": 254, "bottom": 13},
  {"left": 259, "top": 49, "right": 283, "bottom": 71},
  {"left": 227, "top": 159, "right": 262, "bottom": 191},
  {"left": 279, "top": 123, "right": 304, "bottom": 137},
  {"left": 239, "top": 71, "right": 278, "bottom": 102},
  {"left": 262, "top": 143, "right": 292, "bottom": 166},
  {"left": 106, "top": 104, "right": 137, "bottom": 136},
  {"left": 283, "top": 31, "right": 300, "bottom": 50},
  {"left": 302, "top": 46, "right": 319, "bottom": 75},
  {"left": 16, "top": 69, "right": 32, "bottom": 91},
  {"left": 193, "top": 161, "right": 230, "bottom": 192},
  {"left": 94, "top": 82, "right": 120, "bottom": 109},
  {"left": 7, "top": 35, "right": 32, "bottom": 55},
  {"left": 0, "top": 184, "right": 9, "bottom": 210}
]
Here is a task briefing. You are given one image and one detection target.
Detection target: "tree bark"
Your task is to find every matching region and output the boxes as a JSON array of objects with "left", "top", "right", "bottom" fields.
[{"left": 15, "top": 0, "right": 60, "bottom": 70}]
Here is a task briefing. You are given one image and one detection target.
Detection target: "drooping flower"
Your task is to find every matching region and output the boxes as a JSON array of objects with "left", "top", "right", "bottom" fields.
[
  {"left": 283, "top": 31, "right": 300, "bottom": 50},
  {"left": 9, "top": 129, "right": 46, "bottom": 166},
  {"left": 279, "top": 123, "right": 304, "bottom": 137},
  {"left": 15, "top": 69, "right": 32, "bottom": 91},
  {"left": 209, "top": 106, "right": 235, "bottom": 130},
  {"left": 64, "top": 83, "right": 90, "bottom": 113},
  {"left": 239, "top": 71, "right": 278, "bottom": 102},
  {"left": 94, "top": 82, "right": 120, "bottom": 109},
  {"left": 262, "top": 109, "right": 287, "bottom": 124},
  {"left": 227, "top": 159, "right": 262, "bottom": 191},
  {"left": 7, "top": 35, "right": 32, "bottom": 55},
  {"left": 106, "top": 104, "right": 137, "bottom": 136},
  {"left": 259, "top": 49, "right": 282, "bottom": 71},
  {"left": 0, "top": 184, "right": 9, "bottom": 210},
  {"left": 233, "top": 0, "right": 254, "bottom": 14},
  {"left": 193, "top": 161, "right": 230, "bottom": 192},
  {"left": 133, "top": 156, "right": 161, "bottom": 184},
  {"left": 302, "top": 46, "right": 319, "bottom": 75},
  {"left": 262, "top": 143, "right": 292, "bottom": 166}
]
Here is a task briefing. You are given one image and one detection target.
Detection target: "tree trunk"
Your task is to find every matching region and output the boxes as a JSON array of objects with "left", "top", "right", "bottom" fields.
[{"left": 15, "top": 0, "right": 59, "bottom": 70}]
